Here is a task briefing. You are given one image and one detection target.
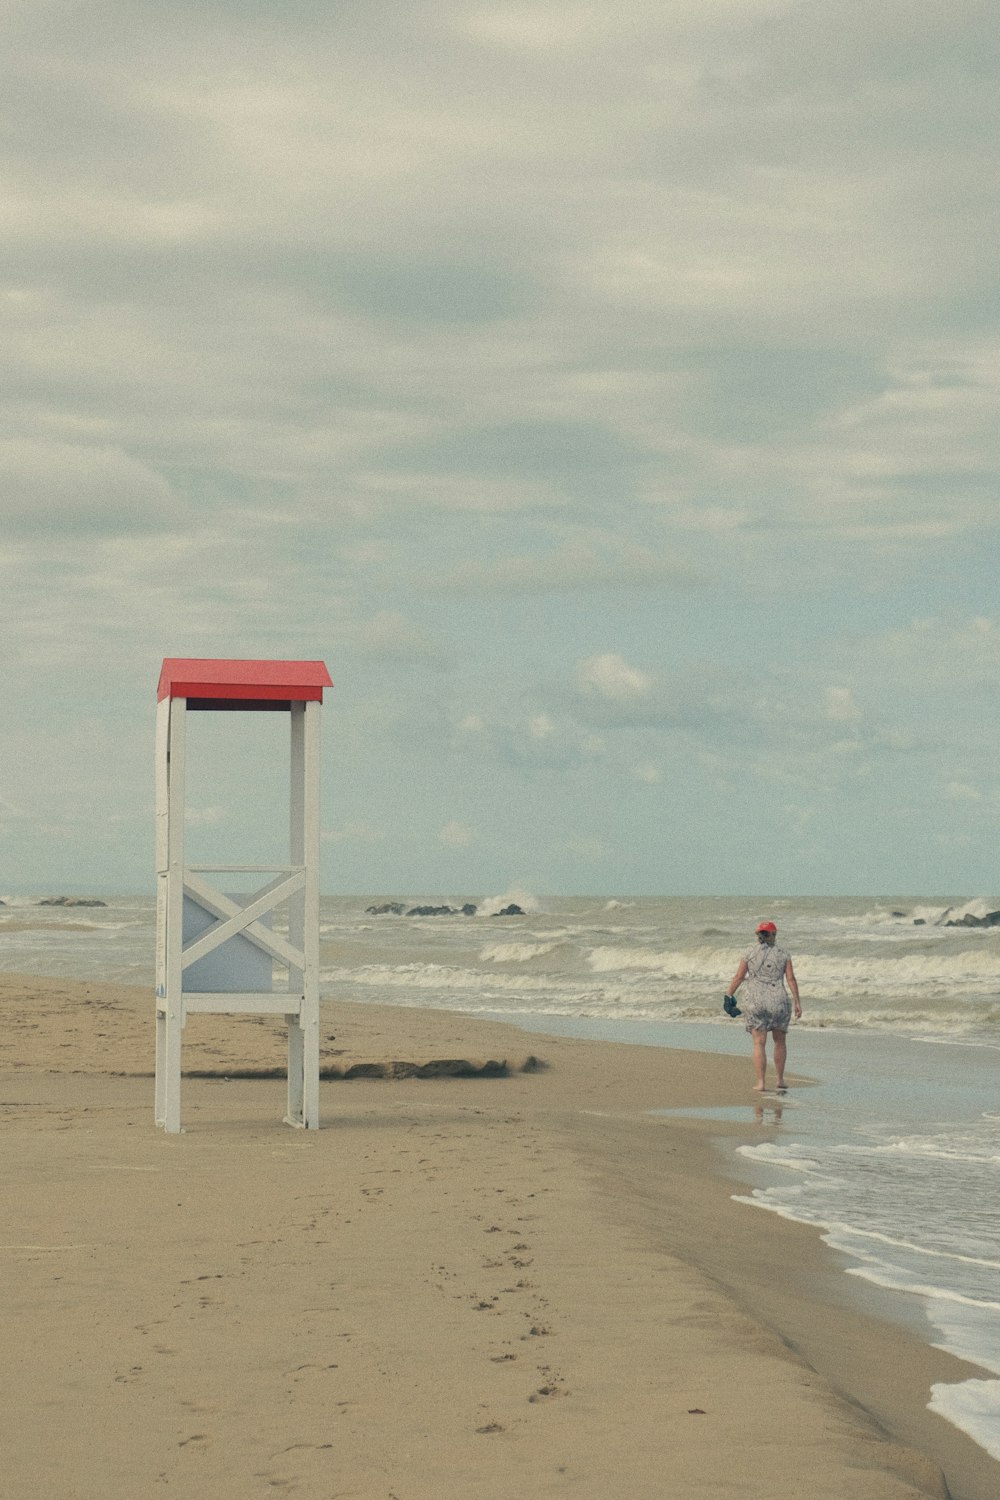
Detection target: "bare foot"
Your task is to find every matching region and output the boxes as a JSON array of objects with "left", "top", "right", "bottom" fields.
[{"left": 752, "top": 1083, "right": 765, "bottom": 1092}]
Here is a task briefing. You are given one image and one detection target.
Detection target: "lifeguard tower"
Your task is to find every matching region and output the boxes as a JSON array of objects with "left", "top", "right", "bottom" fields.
[{"left": 155, "top": 658, "right": 332, "bottom": 1133}]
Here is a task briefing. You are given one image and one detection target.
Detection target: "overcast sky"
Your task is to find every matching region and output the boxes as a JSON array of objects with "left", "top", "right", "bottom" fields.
[{"left": 2, "top": 0, "right": 999, "bottom": 898}]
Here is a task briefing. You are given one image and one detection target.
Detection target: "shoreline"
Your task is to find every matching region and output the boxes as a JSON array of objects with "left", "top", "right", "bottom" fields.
[{"left": 2, "top": 972, "right": 998, "bottom": 1497}]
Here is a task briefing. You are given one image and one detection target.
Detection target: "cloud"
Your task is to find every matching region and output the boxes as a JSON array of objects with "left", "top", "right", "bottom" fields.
[
  {"left": 563, "top": 835, "right": 608, "bottom": 863},
  {"left": 321, "top": 821, "right": 386, "bottom": 845},
  {"left": 944, "top": 781, "right": 981, "bottom": 802},
  {"left": 528, "top": 714, "right": 557, "bottom": 739},
  {"left": 184, "top": 805, "right": 225, "bottom": 828},
  {"left": 3, "top": 0, "right": 996, "bottom": 576},
  {"left": 577, "top": 653, "right": 652, "bottom": 701},
  {"left": 438, "top": 820, "right": 474, "bottom": 847},
  {"left": 429, "top": 541, "right": 701, "bottom": 594},
  {"left": 856, "top": 616, "right": 1000, "bottom": 693},
  {"left": 0, "top": 441, "right": 187, "bottom": 533},
  {"left": 466, "top": 713, "right": 588, "bottom": 773},
  {"left": 0, "top": 1, "right": 997, "bottom": 895},
  {"left": 824, "top": 686, "right": 862, "bottom": 723},
  {"left": 348, "top": 611, "right": 447, "bottom": 665}
]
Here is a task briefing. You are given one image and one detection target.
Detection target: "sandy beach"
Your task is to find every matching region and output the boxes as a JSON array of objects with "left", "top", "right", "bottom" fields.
[{"left": 2, "top": 972, "right": 998, "bottom": 1499}]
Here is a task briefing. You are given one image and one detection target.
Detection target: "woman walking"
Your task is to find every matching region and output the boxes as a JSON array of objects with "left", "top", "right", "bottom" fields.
[{"left": 725, "top": 920, "right": 801, "bottom": 1091}]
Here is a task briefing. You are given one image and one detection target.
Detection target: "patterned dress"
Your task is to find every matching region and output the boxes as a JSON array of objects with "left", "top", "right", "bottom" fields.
[{"left": 741, "top": 943, "right": 792, "bottom": 1034}]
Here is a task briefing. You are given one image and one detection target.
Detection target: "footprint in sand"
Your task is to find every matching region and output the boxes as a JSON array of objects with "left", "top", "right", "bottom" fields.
[{"left": 528, "top": 1366, "right": 568, "bottom": 1402}]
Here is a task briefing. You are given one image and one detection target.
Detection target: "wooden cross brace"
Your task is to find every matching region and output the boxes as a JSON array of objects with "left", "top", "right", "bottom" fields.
[{"left": 181, "top": 869, "right": 306, "bottom": 975}]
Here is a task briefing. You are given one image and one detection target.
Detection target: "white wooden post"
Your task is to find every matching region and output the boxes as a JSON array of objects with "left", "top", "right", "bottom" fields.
[
  {"left": 286, "top": 701, "right": 306, "bottom": 1125},
  {"left": 154, "top": 695, "right": 170, "bottom": 1126},
  {"left": 155, "top": 695, "right": 186, "bottom": 1133},
  {"left": 285, "top": 699, "right": 321, "bottom": 1128},
  {"left": 154, "top": 659, "right": 330, "bottom": 1133}
]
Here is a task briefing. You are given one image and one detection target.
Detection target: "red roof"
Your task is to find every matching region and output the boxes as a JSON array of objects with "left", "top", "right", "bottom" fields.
[{"left": 158, "top": 658, "right": 332, "bottom": 705}]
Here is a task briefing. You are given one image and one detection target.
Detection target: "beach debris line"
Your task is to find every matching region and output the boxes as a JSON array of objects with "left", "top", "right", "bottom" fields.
[{"left": 178, "top": 1054, "right": 549, "bottom": 1081}]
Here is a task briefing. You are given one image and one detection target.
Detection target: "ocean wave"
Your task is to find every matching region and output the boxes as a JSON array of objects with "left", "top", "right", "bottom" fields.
[
  {"left": 911, "top": 898, "right": 1000, "bottom": 927},
  {"left": 928, "top": 1304, "right": 1000, "bottom": 1379},
  {"left": 841, "top": 1263, "right": 1000, "bottom": 1314},
  {"left": 801, "top": 951, "right": 1000, "bottom": 998},
  {"left": 731, "top": 1193, "right": 818, "bottom": 1224},
  {"left": 480, "top": 941, "right": 565, "bottom": 964},
  {"left": 798, "top": 1008, "right": 1000, "bottom": 1035},
  {"left": 478, "top": 886, "right": 542, "bottom": 917},
  {"left": 317, "top": 956, "right": 1000, "bottom": 1036},
  {"left": 735, "top": 1144, "right": 821, "bottom": 1172},
  {"left": 823, "top": 1225, "right": 1000, "bottom": 1273},
  {"left": 321, "top": 962, "right": 579, "bottom": 995},
  {"left": 822, "top": 898, "right": 1000, "bottom": 930},
  {"left": 587, "top": 942, "right": 1000, "bottom": 996},
  {"left": 587, "top": 945, "right": 734, "bottom": 975},
  {"left": 850, "top": 1136, "right": 1000, "bottom": 1165}
]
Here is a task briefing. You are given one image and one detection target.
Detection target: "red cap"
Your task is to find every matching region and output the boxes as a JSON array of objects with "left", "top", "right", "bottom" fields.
[{"left": 756, "top": 920, "right": 777, "bottom": 933}]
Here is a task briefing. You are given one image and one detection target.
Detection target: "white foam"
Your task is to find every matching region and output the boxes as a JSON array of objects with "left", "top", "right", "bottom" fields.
[
  {"left": 911, "top": 898, "right": 1000, "bottom": 927},
  {"left": 731, "top": 1193, "right": 814, "bottom": 1223},
  {"left": 928, "top": 1381, "right": 1000, "bottom": 1462},
  {"left": 587, "top": 944, "right": 733, "bottom": 975},
  {"left": 928, "top": 1303, "right": 1000, "bottom": 1376},
  {"left": 798, "top": 949, "right": 1000, "bottom": 998},
  {"left": 480, "top": 941, "right": 562, "bottom": 964},
  {"left": 841, "top": 1266, "right": 1000, "bottom": 1313},
  {"left": 822, "top": 1225, "right": 1000, "bottom": 1274},
  {"left": 736, "top": 1143, "right": 821, "bottom": 1172},
  {"left": 321, "top": 962, "right": 575, "bottom": 995},
  {"left": 478, "top": 886, "right": 541, "bottom": 917},
  {"left": 583, "top": 940, "right": 1000, "bottom": 1000}
]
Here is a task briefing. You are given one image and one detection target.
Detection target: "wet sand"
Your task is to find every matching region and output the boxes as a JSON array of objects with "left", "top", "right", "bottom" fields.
[{"left": 1, "top": 972, "right": 997, "bottom": 1499}]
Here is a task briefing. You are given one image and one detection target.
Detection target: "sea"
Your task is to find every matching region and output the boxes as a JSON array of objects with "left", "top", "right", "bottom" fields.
[{"left": 3, "top": 888, "right": 1000, "bottom": 1463}]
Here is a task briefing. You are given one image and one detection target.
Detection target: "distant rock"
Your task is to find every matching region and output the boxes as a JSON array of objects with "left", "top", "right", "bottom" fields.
[
  {"left": 406, "top": 904, "right": 478, "bottom": 917},
  {"left": 366, "top": 900, "right": 480, "bottom": 917},
  {"left": 912, "top": 900, "right": 1000, "bottom": 928},
  {"left": 495, "top": 904, "right": 525, "bottom": 917},
  {"left": 37, "top": 896, "right": 107, "bottom": 908}
]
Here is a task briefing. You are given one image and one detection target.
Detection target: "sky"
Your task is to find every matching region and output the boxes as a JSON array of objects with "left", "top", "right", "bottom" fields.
[{"left": 2, "top": 0, "right": 999, "bottom": 898}]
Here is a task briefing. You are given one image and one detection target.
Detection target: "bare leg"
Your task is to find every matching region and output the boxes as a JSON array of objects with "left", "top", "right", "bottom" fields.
[
  {"left": 772, "top": 1029, "right": 787, "bottom": 1090},
  {"left": 751, "top": 1029, "right": 768, "bottom": 1091}
]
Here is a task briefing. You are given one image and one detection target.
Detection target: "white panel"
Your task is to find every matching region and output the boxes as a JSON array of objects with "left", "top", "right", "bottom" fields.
[
  {"left": 182, "top": 895, "right": 273, "bottom": 993},
  {"left": 182, "top": 870, "right": 305, "bottom": 969}
]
